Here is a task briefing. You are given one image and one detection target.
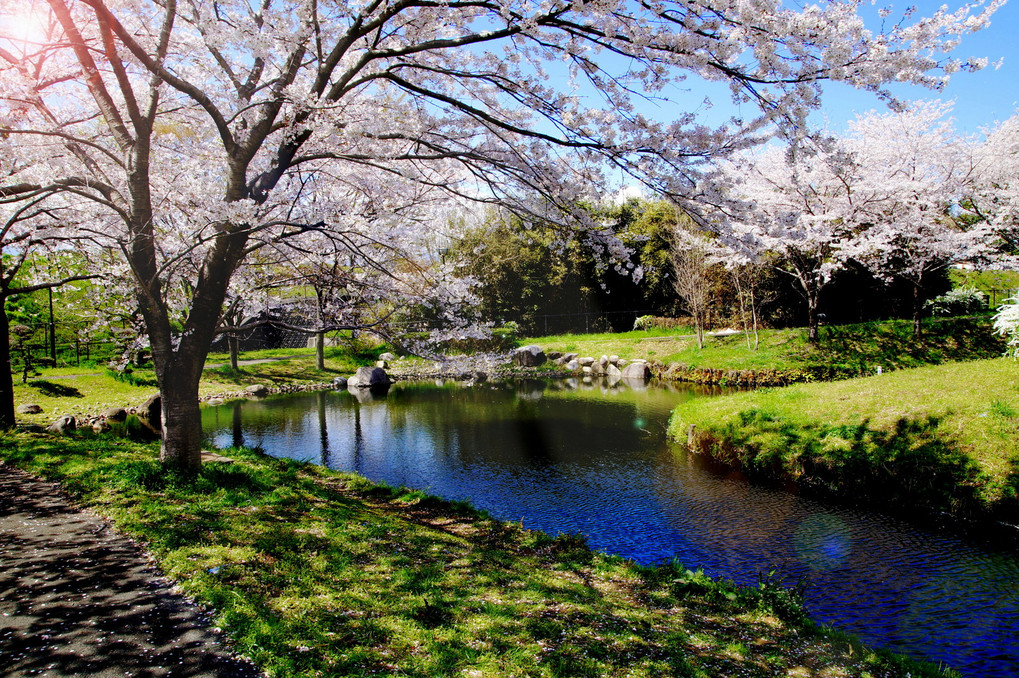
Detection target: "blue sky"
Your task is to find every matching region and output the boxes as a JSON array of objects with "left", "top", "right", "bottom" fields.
[
  {"left": 816, "top": 0, "right": 1019, "bottom": 134},
  {"left": 634, "top": 0, "right": 1018, "bottom": 137}
]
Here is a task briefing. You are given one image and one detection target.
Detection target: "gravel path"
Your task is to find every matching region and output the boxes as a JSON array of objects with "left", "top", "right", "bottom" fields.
[{"left": 0, "top": 464, "right": 260, "bottom": 677}]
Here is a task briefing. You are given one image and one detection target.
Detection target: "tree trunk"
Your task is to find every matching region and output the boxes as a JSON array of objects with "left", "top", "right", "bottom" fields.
[
  {"left": 751, "top": 285, "right": 760, "bottom": 351},
  {"left": 912, "top": 283, "right": 923, "bottom": 339},
  {"left": 229, "top": 334, "right": 239, "bottom": 371},
  {"left": 807, "top": 292, "right": 820, "bottom": 343},
  {"left": 0, "top": 302, "right": 16, "bottom": 429},
  {"left": 159, "top": 371, "right": 204, "bottom": 470},
  {"left": 315, "top": 331, "right": 325, "bottom": 370}
]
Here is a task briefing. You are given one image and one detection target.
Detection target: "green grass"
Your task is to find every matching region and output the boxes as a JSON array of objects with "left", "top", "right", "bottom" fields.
[
  {"left": 949, "top": 269, "right": 1019, "bottom": 306},
  {"left": 668, "top": 357, "right": 1019, "bottom": 520},
  {"left": 0, "top": 432, "right": 953, "bottom": 678},
  {"left": 527, "top": 316, "right": 1005, "bottom": 379},
  {"left": 11, "top": 347, "right": 377, "bottom": 427}
]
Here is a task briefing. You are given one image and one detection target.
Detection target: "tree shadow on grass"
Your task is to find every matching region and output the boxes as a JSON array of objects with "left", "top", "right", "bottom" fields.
[{"left": 28, "top": 380, "right": 83, "bottom": 398}]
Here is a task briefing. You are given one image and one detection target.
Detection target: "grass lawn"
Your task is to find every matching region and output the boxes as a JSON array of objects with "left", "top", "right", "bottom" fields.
[
  {"left": 11, "top": 347, "right": 374, "bottom": 427},
  {"left": 668, "top": 357, "right": 1019, "bottom": 519},
  {"left": 526, "top": 316, "right": 1005, "bottom": 378},
  {"left": 0, "top": 432, "right": 951, "bottom": 678}
]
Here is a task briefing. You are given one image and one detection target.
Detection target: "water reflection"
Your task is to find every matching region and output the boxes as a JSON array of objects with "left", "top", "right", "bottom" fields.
[{"left": 202, "top": 380, "right": 1019, "bottom": 677}]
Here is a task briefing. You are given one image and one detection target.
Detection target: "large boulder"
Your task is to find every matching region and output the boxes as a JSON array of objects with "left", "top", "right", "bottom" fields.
[
  {"left": 46, "top": 415, "right": 76, "bottom": 435},
  {"left": 620, "top": 361, "right": 651, "bottom": 382},
  {"left": 137, "top": 394, "right": 162, "bottom": 435},
  {"left": 332, "top": 376, "right": 348, "bottom": 389},
  {"left": 102, "top": 407, "right": 128, "bottom": 422},
  {"left": 245, "top": 384, "right": 270, "bottom": 398},
  {"left": 347, "top": 366, "right": 392, "bottom": 389},
  {"left": 512, "top": 345, "right": 546, "bottom": 367},
  {"left": 379, "top": 352, "right": 397, "bottom": 362}
]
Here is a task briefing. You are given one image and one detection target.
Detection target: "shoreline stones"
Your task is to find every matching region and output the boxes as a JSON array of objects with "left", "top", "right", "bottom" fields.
[
  {"left": 347, "top": 366, "right": 392, "bottom": 389},
  {"left": 512, "top": 345, "right": 546, "bottom": 367}
]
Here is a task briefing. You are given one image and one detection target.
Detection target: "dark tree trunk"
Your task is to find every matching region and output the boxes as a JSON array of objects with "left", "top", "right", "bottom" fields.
[
  {"left": 806, "top": 291, "right": 820, "bottom": 343},
  {"left": 0, "top": 301, "right": 15, "bottom": 429},
  {"left": 229, "top": 335, "right": 239, "bottom": 371},
  {"left": 912, "top": 283, "right": 923, "bottom": 339},
  {"left": 159, "top": 367, "right": 204, "bottom": 470}
]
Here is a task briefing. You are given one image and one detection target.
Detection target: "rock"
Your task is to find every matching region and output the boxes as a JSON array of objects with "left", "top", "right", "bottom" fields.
[
  {"left": 16, "top": 404, "right": 43, "bottom": 415},
  {"left": 379, "top": 352, "right": 397, "bottom": 362},
  {"left": 102, "top": 407, "right": 128, "bottom": 422},
  {"left": 512, "top": 345, "right": 546, "bottom": 367},
  {"left": 609, "top": 354, "right": 620, "bottom": 365},
  {"left": 46, "top": 415, "right": 76, "bottom": 435},
  {"left": 205, "top": 398, "right": 224, "bottom": 407},
  {"left": 347, "top": 366, "right": 392, "bottom": 388},
  {"left": 578, "top": 356, "right": 595, "bottom": 367},
  {"left": 599, "top": 355, "right": 609, "bottom": 367},
  {"left": 376, "top": 360, "right": 388, "bottom": 369},
  {"left": 332, "top": 376, "right": 348, "bottom": 389},
  {"left": 620, "top": 362, "right": 651, "bottom": 381},
  {"left": 563, "top": 352, "right": 579, "bottom": 362},
  {"left": 138, "top": 394, "right": 162, "bottom": 435},
  {"left": 617, "top": 358, "right": 628, "bottom": 368},
  {"left": 582, "top": 365, "right": 592, "bottom": 374},
  {"left": 245, "top": 384, "right": 270, "bottom": 398},
  {"left": 547, "top": 351, "right": 563, "bottom": 361},
  {"left": 474, "top": 371, "right": 488, "bottom": 383},
  {"left": 606, "top": 364, "right": 622, "bottom": 378},
  {"left": 92, "top": 419, "right": 111, "bottom": 434},
  {"left": 565, "top": 360, "right": 580, "bottom": 371},
  {"left": 590, "top": 361, "right": 606, "bottom": 376}
]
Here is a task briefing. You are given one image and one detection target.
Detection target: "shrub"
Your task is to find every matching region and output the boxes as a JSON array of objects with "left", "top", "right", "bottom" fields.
[
  {"left": 925, "top": 286, "right": 987, "bottom": 317},
  {"left": 633, "top": 315, "right": 689, "bottom": 331},
  {"left": 993, "top": 295, "right": 1019, "bottom": 359}
]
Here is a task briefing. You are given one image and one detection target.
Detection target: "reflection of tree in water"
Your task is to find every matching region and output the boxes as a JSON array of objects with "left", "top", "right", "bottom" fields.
[{"left": 793, "top": 513, "right": 852, "bottom": 571}]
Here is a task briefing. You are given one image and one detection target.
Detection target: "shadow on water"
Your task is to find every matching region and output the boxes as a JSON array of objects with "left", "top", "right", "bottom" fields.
[{"left": 202, "top": 379, "right": 1019, "bottom": 678}]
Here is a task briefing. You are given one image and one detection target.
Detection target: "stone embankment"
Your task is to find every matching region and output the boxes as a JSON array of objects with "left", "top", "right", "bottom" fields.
[{"left": 29, "top": 344, "right": 799, "bottom": 435}]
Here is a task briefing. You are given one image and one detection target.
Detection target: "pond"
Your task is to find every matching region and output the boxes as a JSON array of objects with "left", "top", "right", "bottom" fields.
[{"left": 202, "top": 379, "right": 1019, "bottom": 677}]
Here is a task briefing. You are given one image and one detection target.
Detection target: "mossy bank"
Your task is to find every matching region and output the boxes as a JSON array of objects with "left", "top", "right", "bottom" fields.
[
  {"left": 0, "top": 431, "right": 952, "bottom": 678},
  {"left": 668, "top": 358, "right": 1019, "bottom": 526}
]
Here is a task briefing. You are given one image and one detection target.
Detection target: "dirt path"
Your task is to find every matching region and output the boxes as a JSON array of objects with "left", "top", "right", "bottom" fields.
[{"left": 0, "top": 464, "right": 260, "bottom": 677}]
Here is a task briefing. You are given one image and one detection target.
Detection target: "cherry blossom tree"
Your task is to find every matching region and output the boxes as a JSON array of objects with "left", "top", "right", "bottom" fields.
[
  {"left": 713, "top": 139, "right": 875, "bottom": 342},
  {"left": 847, "top": 102, "right": 987, "bottom": 336},
  {"left": 0, "top": 0, "right": 1000, "bottom": 469},
  {"left": 0, "top": 202, "right": 95, "bottom": 427},
  {"left": 972, "top": 113, "right": 1019, "bottom": 266},
  {"left": 714, "top": 101, "right": 987, "bottom": 340}
]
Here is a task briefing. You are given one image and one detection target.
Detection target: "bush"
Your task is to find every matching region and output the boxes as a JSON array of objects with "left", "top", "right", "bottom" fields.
[
  {"left": 633, "top": 315, "right": 689, "bottom": 331},
  {"left": 993, "top": 296, "right": 1019, "bottom": 359},
  {"left": 925, "top": 287, "right": 987, "bottom": 317}
]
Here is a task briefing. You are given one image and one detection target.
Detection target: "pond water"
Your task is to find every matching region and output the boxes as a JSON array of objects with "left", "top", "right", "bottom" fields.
[{"left": 202, "top": 380, "right": 1019, "bottom": 677}]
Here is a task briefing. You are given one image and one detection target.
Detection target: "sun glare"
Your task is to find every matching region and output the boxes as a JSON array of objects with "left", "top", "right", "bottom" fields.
[{"left": 0, "top": 5, "right": 52, "bottom": 51}]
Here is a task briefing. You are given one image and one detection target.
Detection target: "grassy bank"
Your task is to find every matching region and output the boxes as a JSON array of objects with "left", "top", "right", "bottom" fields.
[
  {"left": 0, "top": 431, "right": 950, "bottom": 677},
  {"left": 668, "top": 358, "right": 1019, "bottom": 522},
  {"left": 526, "top": 316, "right": 1004, "bottom": 379},
  {"left": 10, "top": 346, "right": 372, "bottom": 428}
]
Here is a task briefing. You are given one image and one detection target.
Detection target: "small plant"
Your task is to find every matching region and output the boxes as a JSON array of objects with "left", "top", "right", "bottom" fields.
[
  {"left": 633, "top": 315, "right": 688, "bottom": 331},
  {"left": 993, "top": 295, "right": 1019, "bottom": 359},
  {"left": 925, "top": 287, "right": 987, "bottom": 317},
  {"left": 10, "top": 324, "right": 37, "bottom": 383}
]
